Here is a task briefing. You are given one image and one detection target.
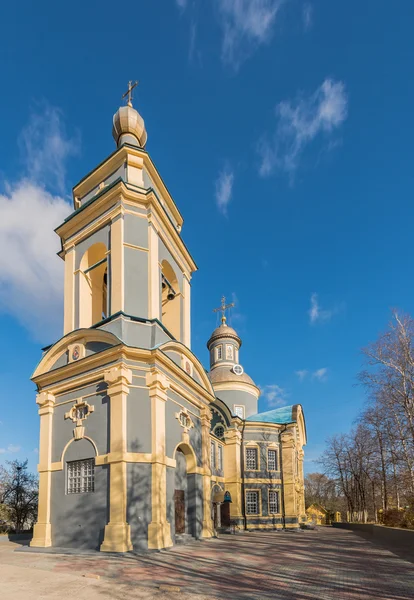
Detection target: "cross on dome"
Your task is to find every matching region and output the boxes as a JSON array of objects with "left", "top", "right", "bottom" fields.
[
  {"left": 212, "top": 296, "right": 234, "bottom": 325},
  {"left": 121, "top": 80, "right": 138, "bottom": 108}
]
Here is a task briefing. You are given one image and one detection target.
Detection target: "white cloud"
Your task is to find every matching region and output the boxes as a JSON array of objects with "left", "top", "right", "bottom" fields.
[
  {"left": 260, "top": 384, "right": 286, "bottom": 407},
  {"left": 312, "top": 367, "right": 328, "bottom": 382},
  {"left": 0, "top": 105, "right": 76, "bottom": 343},
  {"left": 176, "top": 0, "right": 188, "bottom": 8},
  {"left": 295, "top": 369, "right": 308, "bottom": 381},
  {"left": 302, "top": 3, "right": 312, "bottom": 31},
  {"left": 217, "top": 0, "right": 283, "bottom": 69},
  {"left": 308, "top": 292, "right": 338, "bottom": 325},
  {"left": 0, "top": 444, "right": 21, "bottom": 454},
  {"left": 33, "top": 448, "right": 39, "bottom": 454},
  {"left": 19, "top": 105, "right": 78, "bottom": 195},
  {"left": 258, "top": 78, "right": 348, "bottom": 176},
  {"left": 215, "top": 167, "right": 234, "bottom": 216}
]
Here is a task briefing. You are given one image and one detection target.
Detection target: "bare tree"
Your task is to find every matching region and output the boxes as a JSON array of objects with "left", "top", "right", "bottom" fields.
[{"left": 0, "top": 460, "right": 38, "bottom": 533}]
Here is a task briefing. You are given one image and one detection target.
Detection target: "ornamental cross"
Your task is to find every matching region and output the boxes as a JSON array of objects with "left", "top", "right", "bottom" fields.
[
  {"left": 213, "top": 296, "right": 234, "bottom": 325},
  {"left": 122, "top": 80, "right": 138, "bottom": 107}
]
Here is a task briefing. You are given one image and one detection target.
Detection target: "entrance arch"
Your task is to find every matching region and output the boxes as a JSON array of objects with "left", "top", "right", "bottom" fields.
[{"left": 173, "top": 443, "right": 200, "bottom": 539}]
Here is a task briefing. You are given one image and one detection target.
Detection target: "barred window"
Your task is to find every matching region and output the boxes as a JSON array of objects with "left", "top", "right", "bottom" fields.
[
  {"left": 246, "top": 447, "right": 258, "bottom": 470},
  {"left": 214, "top": 425, "right": 224, "bottom": 439},
  {"left": 268, "top": 449, "right": 277, "bottom": 471},
  {"left": 269, "top": 490, "right": 279, "bottom": 514},
  {"left": 216, "top": 345, "right": 222, "bottom": 360},
  {"left": 218, "top": 445, "right": 223, "bottom": 471},
  {"left": 246, "top": 491, "right": 259, "bottom": 515},
  {"left": 67, "top": 459, "right": 95, "bottom": 494},
  {"left": 210, "top": 440, "right": 216, "bottom": 470}
]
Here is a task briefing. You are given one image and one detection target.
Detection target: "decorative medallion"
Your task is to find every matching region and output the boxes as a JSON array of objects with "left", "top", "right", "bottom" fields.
[
  {"left": 175, "top": 409, "right": 194, "bottom": 432},
  {"left": 65, "top": 400, "right": 95, "bottom": 440},
  {"left": 185, "top": 361, "right": 191, "bottom": 375},
  {"left": 72, "top": 345, "right": 80, "bottom": 361},
  {"left": 232, "top": 364, "right": 244, "bottom": 376}
]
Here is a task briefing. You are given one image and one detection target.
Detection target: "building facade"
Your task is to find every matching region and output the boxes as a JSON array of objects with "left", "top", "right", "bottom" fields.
[{"left": 31, "top": 94, "right": 306, "bottom": 552}]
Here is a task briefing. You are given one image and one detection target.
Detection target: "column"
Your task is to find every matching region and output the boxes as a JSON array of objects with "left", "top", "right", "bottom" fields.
[
  {"left": 200, "top": 407, "right": 214, "bottom": 538},
  {"left": 298, "top": 448, "right": 306, "bottom": 520},
  {"left": 63, "top": 245, "right": 75, "bottom": 335},
  {"left": 100, "top": 365, "right": 133, "bottom": 552},
  {"left": 281, "top": 429, "right": 299, "bottom": 529},
  {"left": 223, "top": 428, "right": 242, "bottom": 519},
  {"left": 31, "top": 392, "right": 55, "bottom": 547},
  {"left": 146, "top": 370, "right": 173, "bottom": 549}
]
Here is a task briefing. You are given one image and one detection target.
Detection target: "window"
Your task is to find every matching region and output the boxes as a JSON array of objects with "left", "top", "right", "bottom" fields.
[
  {"left": 226, "top": 344, "right": 234, "bottom": 360},
  {"left": 179, "top": 412, "right": 191, "bottom": 429},
  {"left": 246, "top": 447, "right": 258, "bottom": 470},
  {"left": 268, "top": 449, "right": 277, "bottom": 471},
  {"left": 218, "top": 445, "right": 223, "bottom": 471},
  {"left": 214, "top": 425, "right": 224, "bottom": 439},
  {"left": 269, "top": 490, "right": 279, "bottom": 514},
  {"left": 246, "top": 491, "right": 259, "bottom": 515},
  {"left": 234, "top": 405, "right": 245, "bottom": 419},
  {"left": 216, "top": 345, "right": 222, "bottom": 360},
  {"left": 210, "top": 440, "right": 216, "bottom": 470},
  {"left": 67, "top": 459, "right": 94, "bottom": 494}
]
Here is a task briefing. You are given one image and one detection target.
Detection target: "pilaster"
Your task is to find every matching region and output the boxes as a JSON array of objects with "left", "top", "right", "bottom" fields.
[
  {"left": 148, "top": 223, "right": 160, "bottom": 320},
  {"left": 200, "top": 407, "right": 214, "bottom": 538},
  {"left": 146, "top": 370, "right": 173, "bottom": 549},
  {"left": 223, "top": 428, "right": 242, "bottom": 519},
  {"left": 63, "top": 245, "right": 75, "bottom": 335},
  {"left": 182, "top": 276, "right": 191, "bottom": 349},
  {"left": 281, "top": 428, "right": 299, "bottom": 529},
  {"left": 100, "top": 365, "right": 133, "bottom": 552},
  {"left": 31, "top": 392, "right": 55, "bottom": 548},
  {"left": 110, "top": 213, "right": 124, "bottom": 314}
]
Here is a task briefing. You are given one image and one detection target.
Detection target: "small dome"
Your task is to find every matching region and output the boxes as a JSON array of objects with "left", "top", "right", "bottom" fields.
[
  {"left": 209, "top": 366, "right": 255, "bottom": 387},
  {"left": 207, "top": 323, "right": 241, "bottom": 349},
  {"left": 112, "top": 105, "right": 147, "bottom": 148}
]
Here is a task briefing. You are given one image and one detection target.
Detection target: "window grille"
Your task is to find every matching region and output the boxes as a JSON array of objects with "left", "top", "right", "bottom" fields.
[
  {"left": 216, "top": 345, "right": 222, "bottom": 360},
  {"left": 210, "top": 440, "right": 216, "bottom": 470},
  {"left": 67, "top": 459, "right": 95, "bottom": 494},
  {"left": 218, "top": 445, "right": 223, "bottom": 471},
  {"left": 268, "top": 449, "right": 277, "bottom": 471},
  {"left": 269, "top": 490, "right": 279, "bottom": 514},
  {"left": 246, "top": 447, "right": 258, "bottom": 470},
  {"left": 215, "top": 425, "right": 224, "bottom": 439},
  {"left": 246, "top": 491, "right": 259, "bottom": 514}
]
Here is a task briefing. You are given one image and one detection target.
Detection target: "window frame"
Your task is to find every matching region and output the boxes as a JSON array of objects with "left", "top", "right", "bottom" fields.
[
  {"left": 217, "top": 444, "right": 224, "bottom": 471},
  {"left": 226, "top": 344, "right": 234, "bottom": 360},
  {"left": 210, "top": 439, "right": 216, "bottom": 470},
  {"left": 245, "top": 489, "right": 261, "bottom": 515},
  {"left": 245, "top": 446, "right": 259, "bottom": 471},
  {"left": 268, "top": 489, "right": 280, "bottom": 515},
  {"left": 214, "top": 424, "right": 225, "bottom": 439},
  {"left": 267, "top": 448, "right": 278, "bottom": 472},
  {"left": 233, "top": 405, "right": 245, "bottom": 419},
  {"left": 66, "top": 458, "right": 95, "bottom": 495},
  {"left": 215, "top": 345, "right": 223, "bottom": 361}
]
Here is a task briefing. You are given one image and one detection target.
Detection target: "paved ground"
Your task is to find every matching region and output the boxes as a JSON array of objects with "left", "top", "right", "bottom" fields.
[{"left": 1, "top": 527, "right": 414, "bottom": 599}]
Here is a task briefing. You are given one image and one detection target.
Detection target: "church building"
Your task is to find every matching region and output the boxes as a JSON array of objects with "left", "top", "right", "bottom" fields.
[{"left": 31, "top": 87, "right": 307, "bottom": 552}]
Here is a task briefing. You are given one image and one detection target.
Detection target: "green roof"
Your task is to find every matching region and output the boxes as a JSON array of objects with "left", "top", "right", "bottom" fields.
[{"left": 246, "top": 405, "right": 295, "bottom": 424}]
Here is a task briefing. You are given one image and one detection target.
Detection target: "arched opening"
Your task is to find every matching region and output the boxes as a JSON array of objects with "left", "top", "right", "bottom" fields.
[
  {"left": 173, "top": 444, "right": 199, "bottom": 539},
  {"left": 161, "top": 260, "right": 181, "bottom": 340},
  {"left": 79, "top": 243, "right": 108, "bottom": 328}
]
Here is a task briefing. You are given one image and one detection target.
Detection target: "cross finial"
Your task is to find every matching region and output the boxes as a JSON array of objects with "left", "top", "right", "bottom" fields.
[
  {"left": 122, "top": 80, "right": 138, "bottom": 108},
  {"left": 213, "top": 295, "right": 234, "bottom": 325}
]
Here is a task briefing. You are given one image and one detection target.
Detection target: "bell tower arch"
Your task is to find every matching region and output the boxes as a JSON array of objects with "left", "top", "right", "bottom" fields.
[{"left": 57, "top": 86, "right": 196, "bottom": 348}]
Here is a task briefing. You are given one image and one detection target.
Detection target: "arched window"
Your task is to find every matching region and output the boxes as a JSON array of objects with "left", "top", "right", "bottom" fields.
[
  {"left": 79, "top": 243, "right": 107, "bottom": 328},
  {"left": 161, "top": 260, "right": 181, "bottom": 340},
  {"left": 214, "top": 425, "right": 225, "bottom": 439}
]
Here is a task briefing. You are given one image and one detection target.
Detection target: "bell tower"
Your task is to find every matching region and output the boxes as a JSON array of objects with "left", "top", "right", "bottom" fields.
[{"left": 57, "top": 83, "right": 195, "bottom": 348}]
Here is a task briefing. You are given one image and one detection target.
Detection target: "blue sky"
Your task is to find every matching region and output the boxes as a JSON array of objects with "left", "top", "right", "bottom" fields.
[{"left": 1, "top": 1, "right": 414, "bottom": 474}]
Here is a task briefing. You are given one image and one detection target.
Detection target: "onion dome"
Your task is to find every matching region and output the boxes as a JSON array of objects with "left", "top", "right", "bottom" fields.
[{"left": 112, "top": 89, "right": 147, "bottom": 148}]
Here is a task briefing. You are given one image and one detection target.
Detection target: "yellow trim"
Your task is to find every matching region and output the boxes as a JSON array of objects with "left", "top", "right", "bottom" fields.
[
  {"left": 148, "top": 223, "right": 160, "bottom": 320},
  {"left": 182, "top": 276, "right": 191, "bottom": 349},
  {"left": 244, "top": 478, "right": 282, "bottom": 484},
  {"left": 110, "top": 214, "right": 124, "bottom": 314},
  {"left": 123, "top": 242, "right": 149, "bottom": 252},
  {"left": 63, "top": 246, "right": 75, "bottom": 335}
]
